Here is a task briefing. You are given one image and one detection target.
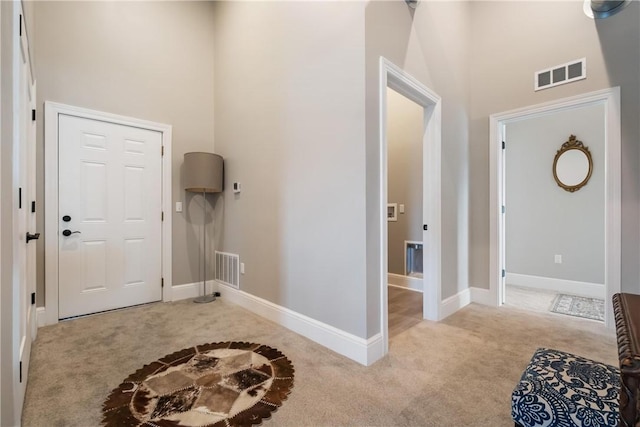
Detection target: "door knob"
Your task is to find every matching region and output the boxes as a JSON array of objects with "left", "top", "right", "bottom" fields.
[
  {"left": 62, "top": 229, "right": 81, "bottom": 237},
  {"left": 26, "top": 232, "right": 40, "bottom": 243}
]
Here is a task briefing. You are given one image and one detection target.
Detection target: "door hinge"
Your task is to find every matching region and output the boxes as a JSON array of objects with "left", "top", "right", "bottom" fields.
[
  {"left": 423, "top": 224, "right": 428, "bottom": 231},
  {"left": 161, "top": 278, "right": 164, "bottom": 288},
  {"left": 31, "top": 201, "right": 36, "bottom": 213},
  {"left": 502, "top": 141, "right": 506, "bottom": 149},
  {"left": 161, "top": 146, "right": 164, "bottom": 156},
  {"left": 31, "top": 292, "right": 35, "bottom": 305},
  {"left": 19, "top": 361, "right": 22, "bottom": 383},
  {"left": 19, "top": 14, "right": 22, "bottom": 37},
  {"left": 502, "top": 269, "right": 506, "bottom": 278},
  {"left": 161, "top": 211, "right": 164, "bottom": 221},
  {"left": 19, "top": 187, "right": 22, "bottom": 209},
  {"left": 32, "top": 109, "right": 36, "bottom": 121},
  {"left": 502, "top": 205, "right": 505, "bottom": 214}
]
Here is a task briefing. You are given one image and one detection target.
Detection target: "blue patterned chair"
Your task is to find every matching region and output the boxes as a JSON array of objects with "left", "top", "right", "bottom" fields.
[
  {"left": 511, "top": 348, "right": 620, "bottom": 427},
  {"left": 511, "top": 293, "right": 640, "bottom": 427}
]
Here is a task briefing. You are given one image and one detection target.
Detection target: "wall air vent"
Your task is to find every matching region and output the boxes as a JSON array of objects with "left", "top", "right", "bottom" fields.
[
  {"left": 215, "top": 251, "right": 240, "bottom": 289},
  {"left": 535, "top": 58, "right": 586, "bottom": 91}
]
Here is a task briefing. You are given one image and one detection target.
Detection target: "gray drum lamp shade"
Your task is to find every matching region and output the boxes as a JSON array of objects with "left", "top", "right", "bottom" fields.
[
  {"left": 183, "top": 152, "right": 223, "bottom": 193},
  {"left": 589, "top": 0, "right": 631, "bottom": 18}
]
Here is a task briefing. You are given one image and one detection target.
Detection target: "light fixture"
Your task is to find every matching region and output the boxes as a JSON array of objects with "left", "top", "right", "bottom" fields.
[
  {"left": 405, "top": 0, "right": 419, "bottom": 9},
  {"left": 183, "top": 152, "right": 224, "bottom": 303},
  {"left": 584, "top": 0, "right": 631, "bottom": 19}
]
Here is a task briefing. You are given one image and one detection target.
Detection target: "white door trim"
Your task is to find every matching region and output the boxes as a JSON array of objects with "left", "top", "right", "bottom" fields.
[
  {"left": 379, "top": 57, "right": 442, "bottom": 355},
  {"left": 44, "top": 102, "right": 173, "bottom": 325},
  {"left": 489, "top": 87, "right": 621, "bottom": 328}
]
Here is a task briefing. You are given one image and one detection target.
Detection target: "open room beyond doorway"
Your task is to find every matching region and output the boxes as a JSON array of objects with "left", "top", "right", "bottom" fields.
[
  {"left": 386, "top": 87, "right": 424, "bottom": 338},
  {"left": 504, "top": 104, "right": 605, "bottom": 323},
  {"left": 489, "top": 88, "right": 621, "bottom": 328},
  {"left": 378, "top": 58, "right": 441, "bottom": 354}
]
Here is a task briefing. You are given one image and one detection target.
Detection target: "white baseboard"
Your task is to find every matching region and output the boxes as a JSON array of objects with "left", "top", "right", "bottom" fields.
[
  {"left": 218, "top": 284, "right": 384, "bottom": 366},
  {"left": 172, "top": 280, "right": 218, "bottom": 302},
  {"left": 387, "top": 273, "right": 423, "bottom": 292},
  {"left": 37, "top": 281, "right": 219, "bottom": 325},
  {"left": 36, "top": 307, "right": 46, "bottom": 328},
  {"left": 506, "top": 273, "right": 605, "bottom": 299},
  {"left": 440, "top": 288, "right": 470, "bottom": 319},
  {"left": 470, "top": 287, "right": 496, "bottom": 306}
]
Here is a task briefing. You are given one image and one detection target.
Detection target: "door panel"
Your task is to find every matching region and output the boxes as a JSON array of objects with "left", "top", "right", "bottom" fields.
[
  {"left": 58, "top": 115, "right": 162, "bottom": 319},
  {"left": 12, "top": 4, "right": 37, "bottom": 423}
]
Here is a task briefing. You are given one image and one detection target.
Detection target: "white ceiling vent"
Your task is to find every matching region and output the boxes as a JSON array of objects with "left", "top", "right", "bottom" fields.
[{"left": 534, "top": 58, "right": 586, "bottom": 91}]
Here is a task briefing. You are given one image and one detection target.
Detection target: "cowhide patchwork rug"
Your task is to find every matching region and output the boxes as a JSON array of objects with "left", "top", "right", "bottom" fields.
[{"left": 102, "top": 342, "right": 294, "bottom": 427}]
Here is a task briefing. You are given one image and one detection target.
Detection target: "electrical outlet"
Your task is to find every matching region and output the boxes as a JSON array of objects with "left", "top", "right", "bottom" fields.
[
  {"left": 176, "top": 202, "right": 182, "bottom": 212},
  {"left": 554, "top": 254, "right": 562, "bottom": 264},
  {"left": 240, "top": 263, "right": 245, "bottom": 274}
]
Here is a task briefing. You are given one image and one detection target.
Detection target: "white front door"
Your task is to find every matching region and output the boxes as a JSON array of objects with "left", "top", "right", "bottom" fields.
[{"left": 58, "top": 115, "right": 163, "bottom": 319}]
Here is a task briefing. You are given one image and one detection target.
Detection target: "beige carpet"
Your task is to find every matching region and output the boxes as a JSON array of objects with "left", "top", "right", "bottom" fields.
[{"left": 22, "top": 297, "right": 616, "bottom": 426}]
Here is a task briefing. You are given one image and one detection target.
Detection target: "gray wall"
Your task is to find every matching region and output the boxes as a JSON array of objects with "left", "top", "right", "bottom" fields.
[
  {"left": 33, "top": 1, "right": 217, "bottom": 305},
  {"left": 365, "top": 1, "right": 471, "bottom": 335},
  {"left": 213, "top": 1, "right": 368, "bottom": 337},
  {"left": 387, "top": 88, "right": 423, "bottom": 276},
  {"left": 27, "top": 0, "right": 640, "bottom": 342},
  {"left": 506, "top": 104, "right": 605, "bottom": 284},
  {"left": 469, "top": 1, "right": 640, "bottom": 293}
]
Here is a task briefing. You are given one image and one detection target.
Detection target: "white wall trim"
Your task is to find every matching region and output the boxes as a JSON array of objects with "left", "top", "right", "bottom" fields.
[
  {"left": 218, "top": 284, "right": 384, "bottom": 366},
  {"left": 440, "top": 289, "right": 471, "bottom": 319},
  {"left": 506, "top": 273, "right": 605, "bottom": 299},
  {"left": 387, "top": 273, "right": 423, "bottom": 292},
  {"left": 43, "top": 102, "right": 173, "bottom": 326},
  {"left": 171, "top": 280, "right": 218, "bottom": 302},
  {"left": 470, "top": 287, "right": 495, "bottom": 307},
  {"left": 379, "top": 57, "right": 442, "bottom": 358},
  {"left": 489, "top": 87, "right": 621, "bottom": 328},
  {"left": 36, "top": 308, "right": 46, "bottom": 328}
]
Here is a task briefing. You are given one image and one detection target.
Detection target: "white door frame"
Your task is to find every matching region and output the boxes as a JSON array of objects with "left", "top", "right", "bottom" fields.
[
  {"left": 0, "top": 6, "right": 3, "bottom": 424},
  {"left": 379, "top": 57, "right": 442, "bottom": 354},
  {"left": 44, "top": 102, "right": 173, "bottom": 325},
  {"left": 489, "top": 87, "right": 621, "bottom": 327}
]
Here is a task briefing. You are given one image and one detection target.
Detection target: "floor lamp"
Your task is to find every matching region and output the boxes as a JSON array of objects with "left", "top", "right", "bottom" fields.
[{"left": 184, "top": 152, "right": 224, "bottom": 303}]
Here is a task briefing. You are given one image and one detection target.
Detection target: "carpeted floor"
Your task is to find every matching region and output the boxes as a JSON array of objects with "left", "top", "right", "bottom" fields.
[{"left": 22, "top": 297, "right": 616, "bottom": 426}]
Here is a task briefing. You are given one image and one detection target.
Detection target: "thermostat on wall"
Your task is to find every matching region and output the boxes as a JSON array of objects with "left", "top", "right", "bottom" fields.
[{"left": 233, "top": 182, "right": 241, "bottom": 194}]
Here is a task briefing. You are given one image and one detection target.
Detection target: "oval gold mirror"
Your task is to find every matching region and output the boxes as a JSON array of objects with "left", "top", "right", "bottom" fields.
[{"left": 553, "top": 135, "right": 593, "bottom": 193}]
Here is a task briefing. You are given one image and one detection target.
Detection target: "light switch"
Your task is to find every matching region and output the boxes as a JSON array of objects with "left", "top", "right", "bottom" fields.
[
  {"left": 554, "top": 254, "right": 562, "bottom": 264},
  {"left": 176, "top": 202, "right": 183, "bottom": 212},
  {"left": 399, "top": 204, "right": 405, "bottom": 214}
]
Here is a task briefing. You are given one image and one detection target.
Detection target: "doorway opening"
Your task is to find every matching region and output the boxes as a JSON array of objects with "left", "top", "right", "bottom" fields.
[
  {"left": 379, "top": 57, "right": 442, "bottom": 355},
  {"left": 489, "top": 88, "right": 621, "bottom": 327},
  {"left": 386, "top": 87, "right": 425, "bottom": 339}
]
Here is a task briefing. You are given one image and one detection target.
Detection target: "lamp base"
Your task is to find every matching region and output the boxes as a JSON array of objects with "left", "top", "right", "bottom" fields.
[{"left": 193, "top": 294, "right": 216, "bottom": 304}]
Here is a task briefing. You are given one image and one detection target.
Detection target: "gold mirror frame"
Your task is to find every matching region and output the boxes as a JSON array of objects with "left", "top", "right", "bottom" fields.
[{"left": 552, "top": 135, "right": 593, "bottom": 193}]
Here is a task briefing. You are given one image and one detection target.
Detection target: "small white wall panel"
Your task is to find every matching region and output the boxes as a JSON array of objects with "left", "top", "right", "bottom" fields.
[
  {"left": 124, "top": 138, "right": 145, "bottom": 155},
  {"left": 124, "top": 166, "right": 144, "bottom": 221},
  {"left": 82, "top": 240, "right": 107, "bottom": 292},
  {"left": 82, "top": 161, "right": 107, "bottom": 222},
  {"left": 124, "top": 238, "right": 144, "bottom": 286},
  {"left": 82, "top": 132, "right": 107, "bottom": 150}
]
